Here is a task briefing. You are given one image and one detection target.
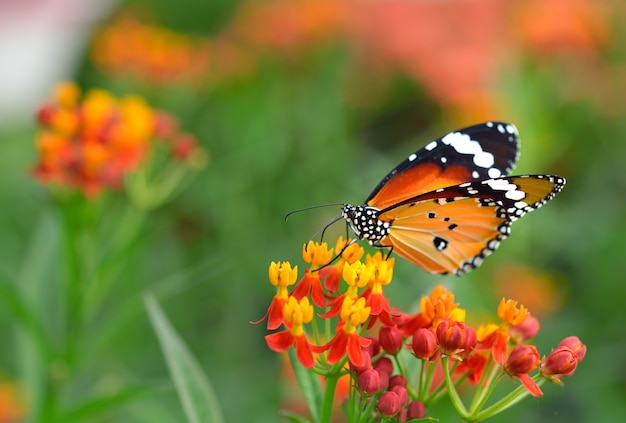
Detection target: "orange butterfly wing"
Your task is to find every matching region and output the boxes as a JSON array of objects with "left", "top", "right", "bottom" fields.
[{"left": 375, "top": 175, "right": 566, "bottom": 275}]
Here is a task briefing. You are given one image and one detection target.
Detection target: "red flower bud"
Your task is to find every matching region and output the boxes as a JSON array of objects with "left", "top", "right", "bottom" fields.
[
  {"left": 411, "top": 328, "right": 437, "bottom": 359},
  {"left": 558, "top": 336, "right": 586, "bottom": 362},
  {"left": 357, "top": 369, "right": 381, "bottom": 396},
  {"left": 390, "top": 385, "right": 409, "bottom": 407},
  {"left": 436, "top": 319, "right": 465, "bottom": 356},
  {"left": 373, "top": 356, "right": 394, "bottom": 377},
  {"left": 510, "top": 314, "right": 540, "bottom": 343},
  {"left": 388, "top": 374, "right": 407, "bottom": 390},
  {"left": 379, "top": 326, "right": 403, "bottom": 355},
  {"left": 504, "top": 345, "right": 540, "bottom": 376},
  {"left": 541, "top": 346, "right": 578, "bottom": 380},
  {"left": 376, "top": 368, "right": 390, "bottom": 391},
  {"left": 407, "top": 400, "right": 426, "bottom": 420},
  {"left": 377, "top": 391, "right": 401, "bottom": 417}
]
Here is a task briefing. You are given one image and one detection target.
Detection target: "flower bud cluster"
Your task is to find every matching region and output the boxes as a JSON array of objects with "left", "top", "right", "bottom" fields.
[{"left": 259, "top": 239, "right": 587, "bottom": 422}]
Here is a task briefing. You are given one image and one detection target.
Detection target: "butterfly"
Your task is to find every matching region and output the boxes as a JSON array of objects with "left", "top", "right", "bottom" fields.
[{"left": 334, "top": 122, "right": 565, "bottom": 276}]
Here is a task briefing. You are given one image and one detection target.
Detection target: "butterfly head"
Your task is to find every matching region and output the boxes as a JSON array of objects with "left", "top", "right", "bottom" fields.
[{"left": 341, "top": 204, "right": 390, "bottom": 244}]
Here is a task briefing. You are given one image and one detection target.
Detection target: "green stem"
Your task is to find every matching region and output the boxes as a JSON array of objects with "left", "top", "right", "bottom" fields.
[
  {"left": 423, "top": 360, "right": 435, "bottom": 398},
  {"left": 319, "top": 374, "right": 340, "bottom": 423},
  {"left": 468, "top": 356, "right": 493, "bottom": 413},
  {"left": 359, "top": 395, "right": 379, "bottom": 423},
  {"left": 472, "top": 375, "right": 546, "bottom": 421},
  {"left": 84, "top": 205, "right": 146, "bottom": 318},
  {"left": 468, "top": 360, "right": 502, "bottom": 414},
  {"left": 59, "top": 203, "right": 83, "bottom": 370},
  {"left": 441, "top": 356, "right": 468, "bottom": 419}
]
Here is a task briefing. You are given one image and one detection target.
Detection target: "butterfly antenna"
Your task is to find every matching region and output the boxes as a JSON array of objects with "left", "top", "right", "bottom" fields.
[
  {"left": 284, "top": 203, "right": 344, "bottom": 221},
  {"left": 314, "top": 237, "right": 358, "bottom": 271},
  {"left": 302, "top": 212, "right": 343, "bottom": 252}
]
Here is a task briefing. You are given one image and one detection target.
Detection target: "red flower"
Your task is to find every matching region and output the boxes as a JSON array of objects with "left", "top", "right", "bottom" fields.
[
  {"left": 455, "top": 353, "right": 488, "bottom": 385},
  {"left": 411, "top": 328, "right": 437, "bottom": 360},
  {"left": 253, "top": 261, "right": 298, "bottom": 329},
  {"left": 436, "top": 319, "right": 466, "bottom": 357},
  {"left": 510, "top": 314, "right": 541, "bottom": 343},
  {"left": 357, "top": 369, "right": 381, "bottom": 396},
  {"left": 291, "top": 270, "right": 326, "bottom": 308},
  {"left": 504, "top": 345, "right": 543, "bottom": 397},
  {"left": 318, "top": 297, "right": 372, "bottom": 367},
  {"left": 265, "top": 297, "right": 316, "bottom": 369},
  {"left": 377, "top": 391, "right": 401, "bottom": 417},
  {"left": 558, "top": 336, "right": 586, "bottom": 362},
  {"left": 540, "top": 346, "right": 579, "bottom": 383},
  {"left": 379, "top": 326, "right": 403, "bottom": 355}
]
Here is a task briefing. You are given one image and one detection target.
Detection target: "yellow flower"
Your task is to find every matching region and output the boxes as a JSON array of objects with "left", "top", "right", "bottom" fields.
[
  {"left": 497, "top": 298, "right": 529, "bottom": 326},
  {"left": 268, "top": 261, "right": 298, "bottom": 292},
  {"left": 302, "top": 241, "right": 333, "bottom": 267}
]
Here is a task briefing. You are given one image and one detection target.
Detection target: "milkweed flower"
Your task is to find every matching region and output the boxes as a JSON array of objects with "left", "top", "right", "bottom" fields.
[
  {"left": 477, "top": 298, "right": 529, "bottom": 363},
  {"left": 396, "top": 284, "right": 464, "bottom": 336},
  {"left": 362, "top": 253, "right": 397, "bottom": 328},
  {"left": 292, "top": 241, "right": 334, "bottom": 307},
  {"left": 540, "top": 342, "right": 583, "bottom": 384},
  {"left": 259, "top": 238, "right": 586, "bottom": 422},
  {"left": 253, "top": 261, "right": 298, "bottom": 329},
  {"left": 33, "top": 82, "right": 205, "bottom": 200},
  {"left": 91, "top": 16, "right": 211, "bottom": 85},
  {"left": 265, "top": 296, "right": 316, "bottom": 369},
  {"left": 320, "top": 296, "right": 372, "bottom": 367},
  {"left": 503, "top": 345, "right": 542, "bottom": 397}
]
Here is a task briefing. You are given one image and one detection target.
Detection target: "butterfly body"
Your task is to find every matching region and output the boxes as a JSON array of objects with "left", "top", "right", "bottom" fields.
[{"left": 338, "top": 122, "right": 566, "bottom": 276}]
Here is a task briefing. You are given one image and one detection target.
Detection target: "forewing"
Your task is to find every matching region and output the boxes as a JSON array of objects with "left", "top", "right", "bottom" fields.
[{"left": 366, "top": 122, "right": 520, "bottom": 210}]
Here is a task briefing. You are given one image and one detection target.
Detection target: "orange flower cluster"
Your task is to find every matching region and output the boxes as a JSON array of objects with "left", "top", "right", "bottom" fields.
[
  {"left": 258, "top": 237, "right": 586, "bottom": 421},
  {"left": 90, "top": 0, "right": 609, "bottom": 120},
  {"left": 91, "top": 16, "right": 252, "bottom": 85},
  {"left": 34, "top": 82, "right": 202, "bottom": 198}
]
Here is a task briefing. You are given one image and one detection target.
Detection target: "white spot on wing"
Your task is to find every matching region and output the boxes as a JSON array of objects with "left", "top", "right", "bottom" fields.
[
  {"left": 514, "top": 201, "right": 529, "bottom": 209},
  {"left": 441, "top": 132, "right": 495, "bottom": 169},
  {"left": 506, "top": 124, "right": 517, "bottom": 135},
  {"left": 408, "top": 153, "right": 418, "bottom": 161},
  {"left": 505, "top": 190, "right": 526, "bottom": 201},
  {"left": 488, "top": 168, "right": 502, "bottom": 178},
  {"left": 425, "top": 141, "right": 438, "bottom": 151}
]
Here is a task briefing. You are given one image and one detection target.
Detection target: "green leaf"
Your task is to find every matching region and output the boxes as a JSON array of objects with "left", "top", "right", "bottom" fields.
[
  {"left": 60, "top": 385, "right": 157, "bottom": 422},
  {"left": 15, "top": 212, "right": 62, "bottom": 423},
  {"left": 144, "top": 292, "right": 224, "bottom": 423},
  {"left": 288, "top": 348, "right": 322, "bottom": 422}
]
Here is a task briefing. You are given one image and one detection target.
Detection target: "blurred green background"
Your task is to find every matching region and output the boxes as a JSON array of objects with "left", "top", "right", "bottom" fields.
[{"left": 1, "top": 0, "right": 625, "bottom": 421}]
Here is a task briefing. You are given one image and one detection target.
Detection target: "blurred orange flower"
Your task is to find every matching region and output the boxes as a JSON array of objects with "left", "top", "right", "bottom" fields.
[
  {"left": 511, "top": 0, "right": 609, "bottom": 58},
  {"left": 0, "top": 380, "right": 23, "bottom": 423},
  {"left": 492, "top": 263, "right": 564, "bottom": 317},
  {"left": 346, "top": 0, "right": 508, "bottom": 112},
  {"left": 34, "top": 82, "right": 203, "bottom": 198},
  {"left": 91, "top": 16, "right": 253, "bottom": 85},
  {"left": 227, "top": 0, "right": 347, "bottom": 53}
]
